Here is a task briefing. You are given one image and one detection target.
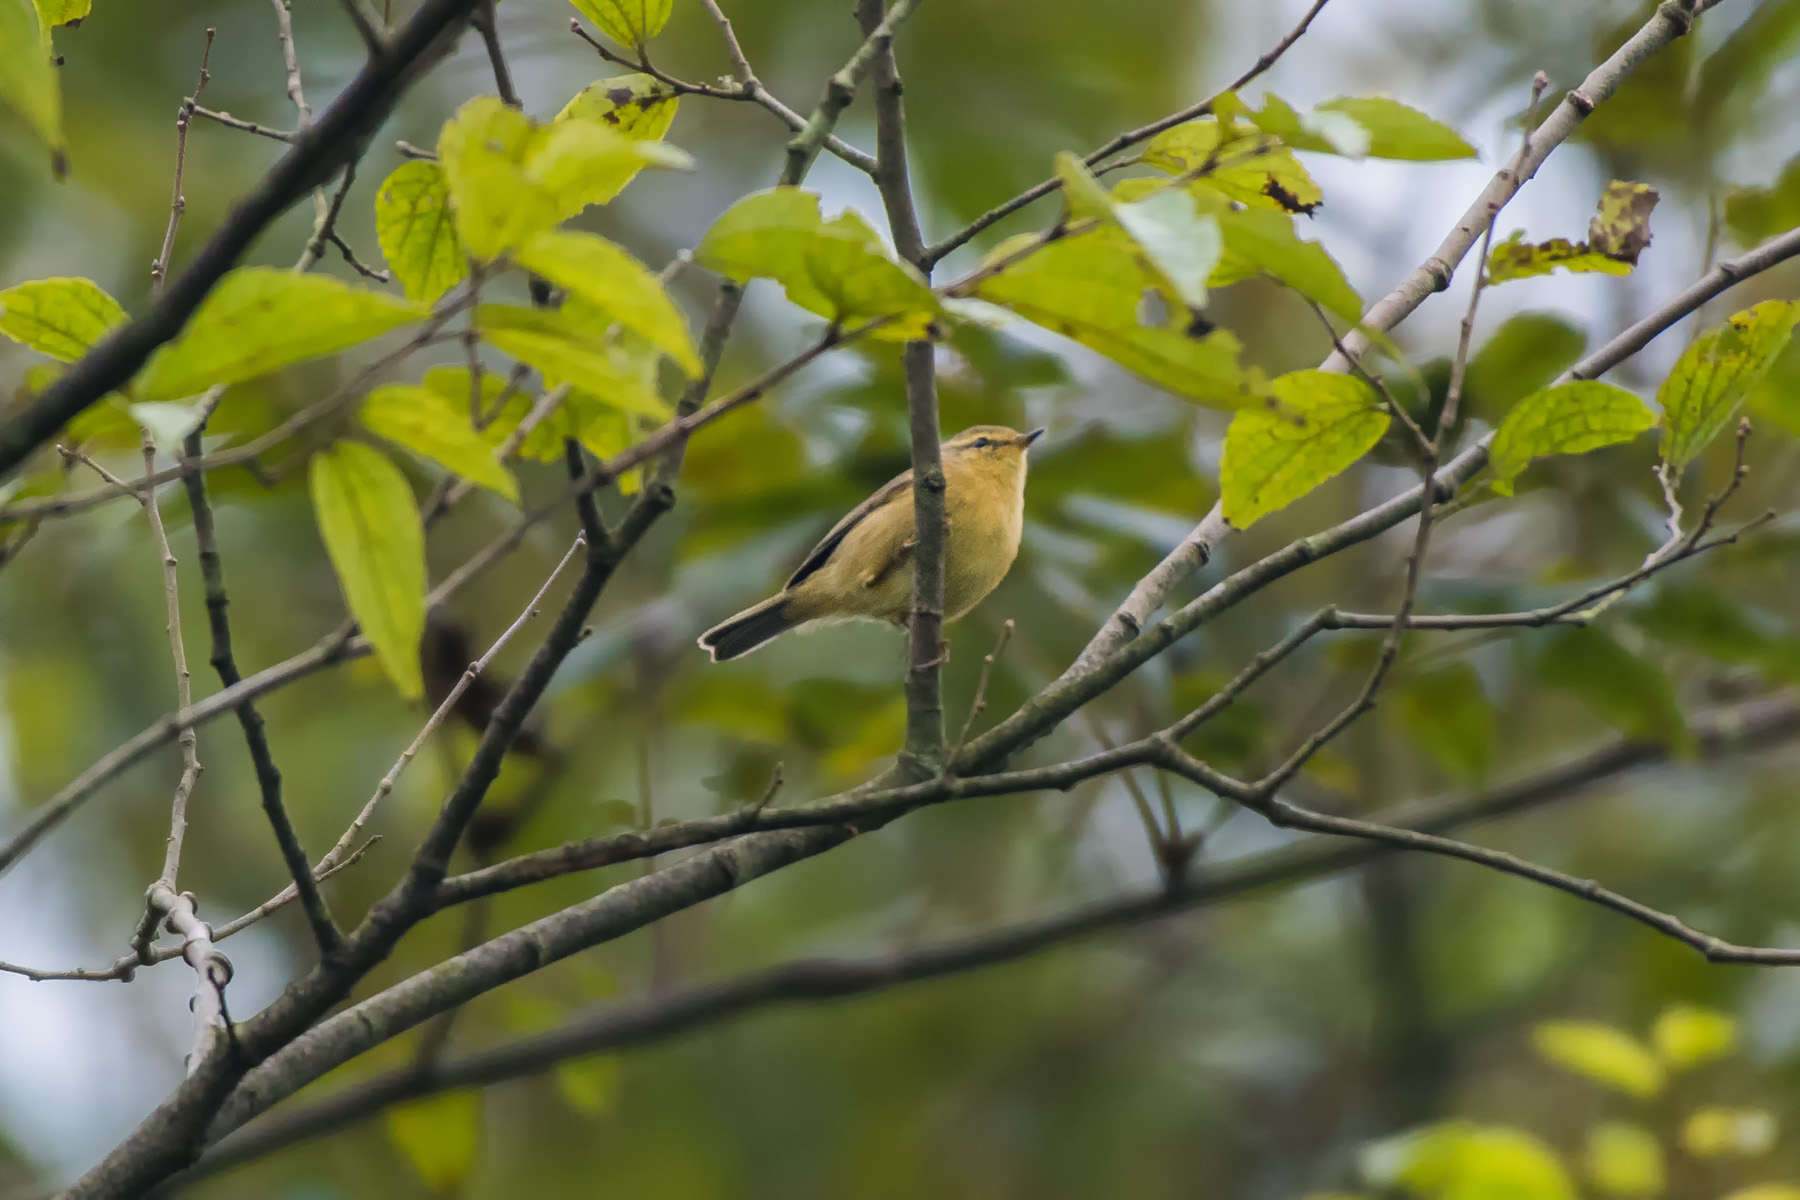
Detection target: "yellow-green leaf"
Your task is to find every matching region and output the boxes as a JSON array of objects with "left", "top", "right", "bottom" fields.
[
  {"left": 1588, "top": 180, "right": 1659, "bottom": 264},
  {"left": 1214, "top": 204, "right": 1362, "bottom": 322},
  {"left": 0, "top": 0, "right": 64, "bottom": 177},
  {"left": 1532, "top": 1021, "right": 1664, "bottom": 1098},
  {"left": 1659, "top": 300, "right": 1800, "bottom": 471},
  {"left": 1488, "top": 231, "right": 1634, "bottom": 284},
  {"left": 1488, "top": 181, "right": 1659, "bottom": 285},
  {"left": 527, "top": 114, "right": 691, "bottom": 218},
  {"left": 556, "top": 1055, "right": 622, "bottom": 1116},
  {"left": 1585, "top": 1121, "right": 1664, "bottom": 1198},
  {"left": 975, "top": 228, "right": 1261, "bottom": 409},
  {"left": 478, "top": 304, "right": 671, "bottom": 419},
  {"left": 384, "top": 1089, "right": 480, "bottom": 1191},
  {"left": 1488, "top": 381, "right": 1655, "bottom": 494},
  {"left": 572, "top": 0, "right": 671, "bottom": 51},
  {"left": 360, "top": 384, "right": 519, "bottom": 501},
  {"left": 513, "top": 229, "right": 698, "bottom": 374},
  {"left": 1722, "top": 1187, "right": 1800, "bottom": 1200},
  {"left": 1363, "top": 1122, "right": 1576, "bottom": 1200},
  {"left": 430, "top": 365, "right": 574, "bottom": 463},
  {"left": 1683, "top": 1108, "right": 1778, "bottom": 1158},
  {"left": 1652, "top": 1005, "right": 1738, "bottom": 1070},
  {"left": 136, "top": 269, "right": 424, "bottom": 402},
  {"left": 437, "top": 96, "right": 559, "bottom": 262},
  {"left": 309, "top": 442, "right": 426, "bottom": 700},
  {"left": 557, "top": 73, "right": 679, "bottom": 139},
  {"left": 32, "top": 0, "right": 89, "bottom": 26},
  {"left": 1144, "top": 118, "right": 1322, "bottom": 214},
  {"left": 1054, "top": 150, "right": 1116, "bottom": 220},
  {"left": 694, "top": 188, "right": 938, "bottom": 338},
  {"left": 374, "top": 160, "right": 466, "bottom": 304},
  {"left": 0, "top": 277, "right": 124, "bottom": 361},
  {"left": 1262, "top": 95, "right": 1478, "bottom": 161},
  {"left": 1221, "top": 370, "right": 1388, "bottom": 527},
  {"left": 1115, "top": 188, "right": 1221, "bottom": 310}
]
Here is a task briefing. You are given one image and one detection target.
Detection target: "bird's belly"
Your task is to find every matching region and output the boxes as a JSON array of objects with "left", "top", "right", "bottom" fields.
[{"left": 943, "top": 508, "right": 1020, "bottom": 621}]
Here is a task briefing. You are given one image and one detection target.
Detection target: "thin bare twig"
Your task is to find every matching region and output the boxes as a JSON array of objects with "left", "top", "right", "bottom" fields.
[
  {"left": 945, "top": 619, "right": 1013, "bottom": 773},
  {"left": 152, "top": 29, "right": 216, "bottom": 298}
]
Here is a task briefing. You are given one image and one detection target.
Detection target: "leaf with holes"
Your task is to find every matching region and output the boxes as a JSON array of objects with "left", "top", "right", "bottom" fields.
[
  {"left": 514, "top": 229, "right": 698, "bottom": 374},
  {"left": 1659, "top": 300, "right": 1800, "bottom": 471},
  {"left": 0, "top": 0, "right": 64, "bottom": 177},
  {"left": 1488, "top": 381, "right": 1655, "bottom": 495},
  {"left": 1221, "top": 371, "right": 1388, "bottom": 527},
  {"left": 571, "top": 0, "right": 671, "bottom": 51},
  {"left": 0, "top": 277, "right": 124, "bottom": 362},
  {"left": 1143, "top": 118, "right": 1323, "bottom": 214},
  {"left": 1489, "top": 181, "right": 1659, "bottom": 285},
  {"left": 374, "top": 160, "right": 466, "bottom": 304},
  {"left": 309, "top": 442, "right": 426, "bottom": 700},
  {"left": 135, "top": 269, "right": 424, "bottom": 402},
  {"left": 360, "top": 384, "right": 519, "bottom": 501}
]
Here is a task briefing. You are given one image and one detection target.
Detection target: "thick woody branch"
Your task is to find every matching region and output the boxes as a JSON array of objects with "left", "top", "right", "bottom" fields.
[{"left": 177, "top": 691, "right": 1800, "bottom": 1177}]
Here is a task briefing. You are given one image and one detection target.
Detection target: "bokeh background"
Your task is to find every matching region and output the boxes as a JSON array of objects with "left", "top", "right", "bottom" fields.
[{"left": 5, "top": 0, "right": 1800, "bottom": 1195}]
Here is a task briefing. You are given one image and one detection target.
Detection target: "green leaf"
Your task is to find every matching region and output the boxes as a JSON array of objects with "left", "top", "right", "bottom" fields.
[
  {"left": 557, "top": 73, "right": 679, "bottom": 139},
  {"left": 1488, "top": 381, "right": 1655, "bottom": 495},
  {"left": 1538, "top": 627, "right": 1686, "bottom": 746},
  {"left": 1398, "top": 663, "right": 1495, "bottom": 784},
  {"left": 384, "top": 1090, "right": 480, "bottom": 1191},
  {"left": 526, "top": 116, "right": 692, "bottom": 219},
  {"left": 514, "top": 229, "right": 698, "bottom": 374},
  {"left": 1143, "top": 119, "right": 1323, "bottom": 214},
  {"left": 1584, "top": 1121, "right": 1664, "bottom": 1198},
  {"left": 1532, "top": 1021, "right": 1664, "bottom": 1097},
  {"left": 1651, "top": 1005, "right": 1738, "bottom": 1070},
  {"left": 0, "top": 0, "right": 65, "bottom": 178},
  {"left": 1363, "top": 1122, "right": 1577, "bottom": 1200},
  {"left": 477, "top": 304, "right": 671, "bottom": 418},
  {"left": 308, "top": 442, "right": 426, "bottom": 700},
  {"left": 1214, "top": 205, "right": 1362, "bottom": 322},
  {"left": 1464, "top": 313, "right": 1588, "bottom": 422},
  {"left": 360, "top": 385, "right": 519, "bottom": 502},
  {"left": 1254, "top": 94, "right": 1476, "bottom": 160},
  {"left": 1488, "top": 181, "right": 1660, "bottom": 285},
  {"left": 374, "top": 161, "right": 466, "bottom": 304},
  {"left": 437, "top": 96, "right": 560, "bottom": 262},
  {"left": 32, "top": 0, "right": 89, "bottom": 26},
  {"left": 1314, "top": 97, "right": 1477, "bottom": 160},
  {"left": 694, "top": 188, "right": 939, "bottom": 338},
  {"left": 0, "top": 277, "right": 125, "bottom": 361},
  {"left": 1725, "top": 155, "right": 1800, "bottom": 246},
  {"left": 1113, "top": 187, "right": 1221, "bottom": 310},
  {"left": 975, "top": 228, "right": 1261, "bottom": 409},
  {"left": 136, "top": 269, "right": 424, "bottom": 403},
  {"left": 1683, "top": 1108, "right": 1778, "bottom": 1159},
  {"left": 571, "top": 0, "right": 671, "bottom": 51},
  {"left": 1221, "top": 371, "right": 1388, "bottom": 527},
  {"left": 1659, "top": 300, "right": 1800, "bottom": 471},
  {"left": 1053, "top": 150, "right": 1116, "bottom": 220}
]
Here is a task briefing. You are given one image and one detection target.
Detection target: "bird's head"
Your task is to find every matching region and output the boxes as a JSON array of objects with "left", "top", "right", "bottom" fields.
[{"left": 942, "top": 425, "right": 1045, "bottom": 467}]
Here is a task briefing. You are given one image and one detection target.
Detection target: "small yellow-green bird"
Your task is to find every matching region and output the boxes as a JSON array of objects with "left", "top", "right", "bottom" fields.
[{"left": 699, "top": 425, "right": 1043, "bottom": 661}]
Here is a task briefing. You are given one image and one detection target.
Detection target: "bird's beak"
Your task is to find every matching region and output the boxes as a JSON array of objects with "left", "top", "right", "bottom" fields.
[{"left": 1017, "top": 428, "right": 1046, "bottom": 449}]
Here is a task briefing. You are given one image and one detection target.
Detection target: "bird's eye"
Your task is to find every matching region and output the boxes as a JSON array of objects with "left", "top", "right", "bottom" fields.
[{"left": 972, "top": 437, "right": 991, "bottom": 448}]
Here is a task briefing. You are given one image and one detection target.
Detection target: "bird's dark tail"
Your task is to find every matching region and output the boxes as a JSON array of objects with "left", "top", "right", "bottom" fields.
[{"left": 698, "top": 595, "right": 801, "bottom": 662}]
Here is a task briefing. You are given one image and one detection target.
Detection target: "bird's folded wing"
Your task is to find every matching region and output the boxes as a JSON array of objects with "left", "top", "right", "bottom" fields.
[{"left": 785, "top": 468, "right": 914, "bottom": 589}]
